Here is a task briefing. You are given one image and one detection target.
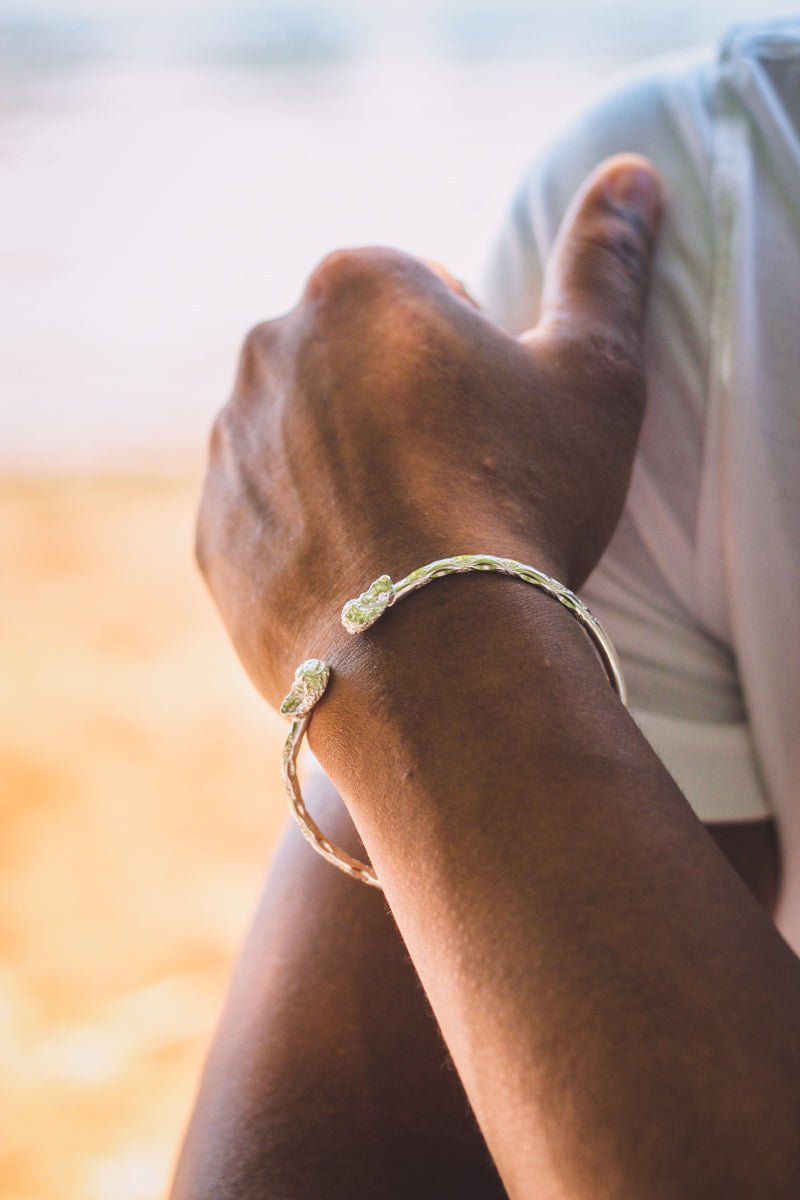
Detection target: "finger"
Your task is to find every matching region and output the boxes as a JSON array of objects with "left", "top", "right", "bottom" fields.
[
  {"left": 421, "top": 258, "right": 481, "bottom": 309},
  {"left": 530, "top": 153, "right": 662, "bottom": 360}
]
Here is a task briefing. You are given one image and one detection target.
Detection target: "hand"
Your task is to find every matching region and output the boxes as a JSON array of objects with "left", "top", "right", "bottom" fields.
[{"left": 196, "top": 154, "right": 661, "bottom": 707}]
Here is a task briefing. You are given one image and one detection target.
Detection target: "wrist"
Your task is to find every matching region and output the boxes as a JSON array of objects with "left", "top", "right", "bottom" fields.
[
  {"left": 283, "top": 534, "right": 568, "bottom": 696},
  {"left": 307, "top": 566, "right": 621, "bottom": 792}
]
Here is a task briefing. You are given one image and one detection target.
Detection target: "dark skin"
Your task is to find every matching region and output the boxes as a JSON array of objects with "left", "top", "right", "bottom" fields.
[
  {"left": 171, "top": 774, "right": 509, "bottom": 1200},
  {"left": 171, "top": 781, "right": 777, "bottom": 1200},
  {"left": 174, "top": 155, "right": 797, "bottom": 1198}
]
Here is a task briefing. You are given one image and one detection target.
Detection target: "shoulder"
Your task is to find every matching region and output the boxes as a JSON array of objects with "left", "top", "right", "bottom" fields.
[
  {"left": 480, "top": 17, "right": 800, "bottom": 332},
  {"left": 479, "top": 47, "right": 717, "bottom": 332},
  {"left": 526, "top": 49, "right": 716, "bottom": 229}
]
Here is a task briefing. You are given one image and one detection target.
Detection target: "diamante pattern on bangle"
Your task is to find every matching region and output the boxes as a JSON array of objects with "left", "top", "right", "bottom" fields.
[{"left": 280, "top": 553, "right": 628, "bottom": 890}]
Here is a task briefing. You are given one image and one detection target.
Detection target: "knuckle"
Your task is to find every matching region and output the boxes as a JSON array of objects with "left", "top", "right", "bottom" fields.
[
  {"left": 236, "top": 320, "right": 280, "bottom": 392},
  {"left": 580, "top": 211, "right": 649, "bottom": 292},
  {"left": 305, "top": 247, "right": 382, "bottom": 300},
  {"left": 586, "top": 332, "right": 645, "bottom": 413},
  {"left": 589, "top": 326, "right": 643, "bottom": 379},
  {"left": 303, "top": 246, "right": 421, "bottom": 309},
  {"left": 553, "top": 319, "right": 641, "bottom": 379},
  {"left": 239, "top": 320, "right": 271, "bottom": 367},
  {"left": 552, "top": 324, "right": 646, "bottom": 432},
  {"left": 208, "top": 402, "right": 230, "bottom": 457},
  {"left": 608, "top": 218, "right": 648, "bottom": 281}
]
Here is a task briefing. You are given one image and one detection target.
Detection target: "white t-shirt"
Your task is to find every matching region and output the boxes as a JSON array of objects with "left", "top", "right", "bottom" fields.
[{"left": 479, "top": 18, "right": 800, "bottom": 947}]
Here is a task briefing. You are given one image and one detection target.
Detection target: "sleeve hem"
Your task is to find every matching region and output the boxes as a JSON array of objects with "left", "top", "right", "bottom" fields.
[{"left": 632, "top": 708, "right": 772, "bottom": 823}]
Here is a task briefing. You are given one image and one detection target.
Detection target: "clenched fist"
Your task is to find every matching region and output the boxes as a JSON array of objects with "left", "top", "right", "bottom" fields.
[{"left": 196, "top": 154, "right": 661, "bottom": 708}]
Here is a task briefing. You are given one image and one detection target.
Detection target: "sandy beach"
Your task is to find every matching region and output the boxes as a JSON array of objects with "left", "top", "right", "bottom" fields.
[{"left": 0, "top": 472, "right": 288, "bottom": 1200}]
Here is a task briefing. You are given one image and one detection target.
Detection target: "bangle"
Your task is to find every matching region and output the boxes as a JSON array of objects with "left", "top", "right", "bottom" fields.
[{"left": 279, "top": 553, "right": 627, "bottom": 889}]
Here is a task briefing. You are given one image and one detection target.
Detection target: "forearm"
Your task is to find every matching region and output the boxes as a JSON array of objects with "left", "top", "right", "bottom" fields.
[
  {"left": 310, "top": 573, "right": 800, "bottom": 1199},
  {"left": 171, "top": 778, "right": 505, "bottom": 1200}
]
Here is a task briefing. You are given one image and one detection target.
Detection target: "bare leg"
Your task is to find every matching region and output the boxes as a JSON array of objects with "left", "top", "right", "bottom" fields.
[{"left": 170, "top": 769, "right": 508, "bottom": 1200}]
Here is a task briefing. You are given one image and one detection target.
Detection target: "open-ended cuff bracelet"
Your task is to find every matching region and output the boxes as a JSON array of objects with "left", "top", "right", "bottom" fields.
[{"left": 279, "top": 553, "right": 628, "bottom": 889}]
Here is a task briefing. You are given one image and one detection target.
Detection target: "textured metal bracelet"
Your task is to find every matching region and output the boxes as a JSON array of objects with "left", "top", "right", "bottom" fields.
[{"left": 279, "top": 553, "right": 628, "bottom": 889}]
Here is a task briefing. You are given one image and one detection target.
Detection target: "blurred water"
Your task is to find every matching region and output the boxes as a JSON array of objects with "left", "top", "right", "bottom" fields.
[
  {"left": 0, "top": 57, "right": 593, "bottom": 466},
  {"left": 0, "top": 0, "right": 784, "bottom": 467}
]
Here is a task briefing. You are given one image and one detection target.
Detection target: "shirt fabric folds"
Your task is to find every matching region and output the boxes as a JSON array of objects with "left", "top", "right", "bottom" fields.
[{"left": 479, "top": 17, "right": 800, "bottom": 945}]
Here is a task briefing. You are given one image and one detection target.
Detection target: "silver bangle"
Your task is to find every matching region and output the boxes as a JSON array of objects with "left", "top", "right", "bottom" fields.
[{"left": 279, "top": 553, "right": 627, "bottom": 889}]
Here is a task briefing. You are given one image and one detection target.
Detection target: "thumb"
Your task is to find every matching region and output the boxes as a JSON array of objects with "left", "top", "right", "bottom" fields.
[{"left": 532, "top": 154, "right": 662, "bottom": 361}]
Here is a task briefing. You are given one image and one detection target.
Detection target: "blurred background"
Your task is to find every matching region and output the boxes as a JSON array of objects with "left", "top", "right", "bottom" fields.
[{"left": 0, "top": 1, "right": 788, "bottom": 1197}]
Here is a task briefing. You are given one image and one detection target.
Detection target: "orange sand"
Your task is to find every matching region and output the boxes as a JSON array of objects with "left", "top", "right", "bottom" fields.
[{"left": 0, "top": 474, "right": 288, "bottom": 1200}]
